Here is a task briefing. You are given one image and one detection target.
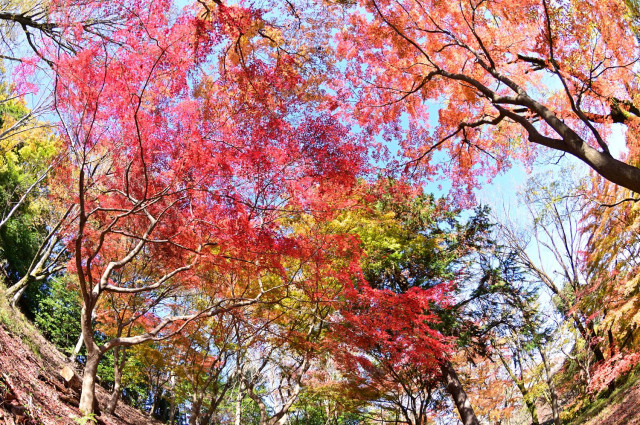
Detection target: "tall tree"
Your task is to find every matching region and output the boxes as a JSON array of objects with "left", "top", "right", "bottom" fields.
[
  {"left": 0, "top": 83, "right": 66, "bottom": 306},
  {"left": 27, "top": 0, "right": 366, "bottom": 415},
  {"left": 497, "top": 169, "right": 607, "bottom": 364},
  {"left": 330, "top": 180, "right": 494, "bottom": 425},
  {"left": 577, "top": 171, "right": 640, "bottom": 393},
  {"left": 484, "top": 250, "right": 563, "bottom": 425}
]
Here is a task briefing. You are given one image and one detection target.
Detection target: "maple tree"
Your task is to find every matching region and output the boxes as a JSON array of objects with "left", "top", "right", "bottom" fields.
[
  {"left": 96, "top": 267, "right": 172, "bottom": 415},
  {"left": 5, "top": 0, "right": 366, "bottom": 416},
  {"left": 326, "top": 181, "right": 500, "bottom": 425},
  {"left": 172, "top": 312, "right": 238, "bottom": 424},
  {"left": 497, "top": 168, "right": 640, "bottom": 400},
  {"left": 5, "top": 1, "right": 640, "bottom": 423},
  {"left": 577, "top": 171, "right": 640, "bottom": 393},
  {"left": 455, "top": 354, "right": 521, "bottom": 424},
  {"left": 334, "top": 283, "right": 450, "bottom": 424},
  {"left": 233, "top": 238, "right": 355, "bottom": 425},
  {"left": 322, "top": 0, "right": 640, "bottom": 197},
  {"left": 238, "top": 328, "right": 315, "bottom": 425}
]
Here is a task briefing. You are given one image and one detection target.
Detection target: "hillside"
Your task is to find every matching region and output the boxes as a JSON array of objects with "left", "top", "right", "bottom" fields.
[
  {"left": 0, "top": 296, "right": 162, "bottom": 425},
  {"left": 564, "top": 370, "right": 640, "bottom": 425},
  {"left": 578, "top": 386, "right": 640, "bottom": 425}
]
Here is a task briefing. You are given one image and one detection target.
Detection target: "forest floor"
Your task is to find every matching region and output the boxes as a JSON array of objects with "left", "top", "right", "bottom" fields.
[
  {"left": 567, "top": 372, "right": 640, "bottom": 425},
  {"left": 0, "top": 293, "right": 161, "bottom": 425}
]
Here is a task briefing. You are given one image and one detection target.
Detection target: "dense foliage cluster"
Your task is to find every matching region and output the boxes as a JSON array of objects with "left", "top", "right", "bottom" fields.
[{"left": 0, "top": 0, "right": 640, "bottom": 424}]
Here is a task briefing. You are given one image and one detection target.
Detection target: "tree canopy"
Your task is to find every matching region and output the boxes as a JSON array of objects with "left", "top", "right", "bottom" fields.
[{"left": 1, "top": 1, "right": 640, "bottom": 424}]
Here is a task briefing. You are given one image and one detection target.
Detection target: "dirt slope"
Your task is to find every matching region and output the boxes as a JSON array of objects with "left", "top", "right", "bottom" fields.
[{"left": 0, "top": 306, "right": 162, "bottom": 425}]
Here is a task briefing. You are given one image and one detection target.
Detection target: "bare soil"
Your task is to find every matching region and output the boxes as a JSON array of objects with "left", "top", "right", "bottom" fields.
[{"left": 0, "top": 307, "right": 162, "bottom": 425}]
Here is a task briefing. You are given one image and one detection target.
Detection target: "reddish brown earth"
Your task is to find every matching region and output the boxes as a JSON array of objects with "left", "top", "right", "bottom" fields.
[{"left": 0, "top": 311, "right": 161, "bottom": 425}]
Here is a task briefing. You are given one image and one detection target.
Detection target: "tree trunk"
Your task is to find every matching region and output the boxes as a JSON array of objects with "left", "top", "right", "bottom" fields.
[
  {"left": 539, "top": 350, "right": 561, "bottom": 425},
  {"left": 275, "top": 412, "right": 289, "bottom": 425},
  {"left": 255, "top": 396, "right": 268, "bottom": 425},
  {"left": 244, "top": 380, "right": 268, "bottom": 425},
  {"left": 169, "top": 376, "right": 177, "bottom": 425},
  {"left": 6, "top": 275, "right": 31, "bottom": 307},
  {"left": 440, "top": 361, "right": 480, "bottom": 425},
  {"left": 169, "top": 397, "right": 177, "bottom": 425},
  {"left": 189, "top": 398, "right": 202, "bottom": 425},
  {"left": 496, "top": 350, "right": 539, "bottom": 425},
  {"left": 573, "top": 313, "right": 605, "bottom": 363},
  {"left": 511, "top": 379, "right": 540, "bottom": 424},
  {"left": 234, "top": 388, "right": 243, "bottom": 425},
  {"left": 608, "top": 326, "right": 616, "bottom": 357},
  {"left": 71, "top": 308, "right": 97, "bottom": 363},
  {"left": 106, "top": 346, "right": 126, "bottom": 414},
  {"left": 78, "top": 300, "right": 102, "bottom": 416},
  {"left": 524, "top": 397, "right": 540, "bottom": 425},
  {"left": 200, "top": 407, "right": 214, "bottom": 425},
  {"left": 149, "top": 389, "right": 161, "bottom": 417},
  {"left": 79, "top": 348, "right": 101, "bottom": 415},
  {"left": 324, "top": 402, "right": 333, "bottom": 425}
]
